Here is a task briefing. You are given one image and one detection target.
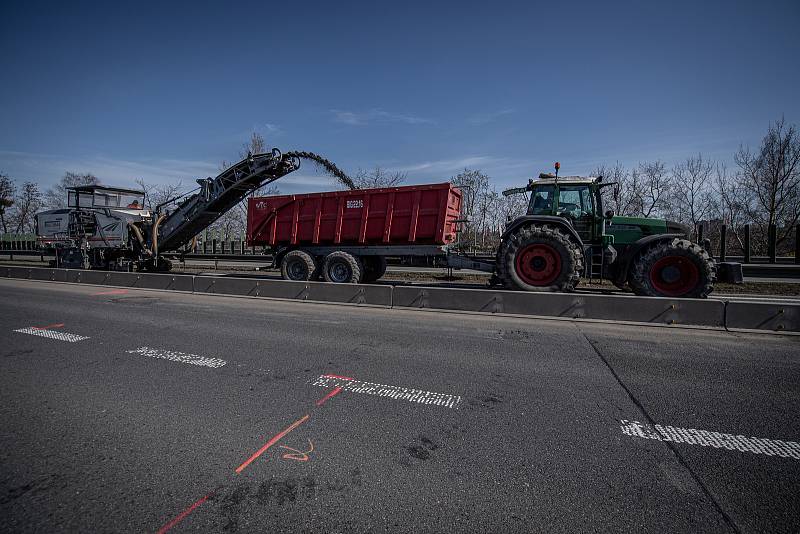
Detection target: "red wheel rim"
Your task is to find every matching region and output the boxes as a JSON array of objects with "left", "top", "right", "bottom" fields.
[
  {"left": 649, "top": 255, "right": 700, "bottom": 296},
  {"left": 515, "top": 244, "right": 562, "bottom": 286}
]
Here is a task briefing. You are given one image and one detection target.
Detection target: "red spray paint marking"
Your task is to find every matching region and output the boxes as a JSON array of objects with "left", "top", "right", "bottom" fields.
[
  {"left": 315, "top": 386, "right": 342, "bottom": 407},
  {"left": 32, "top": 323, "right": 65, "bottom": 330},
  {"left": 156, "top": 491, "right": 214, "bottom": 534},
  {"left": 323, "top": 374, "right": 353, "bottom": 381},
  {"left": 235, "top": 414, "right": 310, "bottom": 474},
  {"left": 92, "top": 289, "right": 129, "bottom": 296}
]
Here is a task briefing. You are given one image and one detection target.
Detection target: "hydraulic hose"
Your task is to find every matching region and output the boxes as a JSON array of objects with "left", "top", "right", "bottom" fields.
[
  {"left": 127, "top": 222, "right": 151, "bottom": 255},
  {"left": 151, "top": 213, "right": 166, "bottom": 256}
]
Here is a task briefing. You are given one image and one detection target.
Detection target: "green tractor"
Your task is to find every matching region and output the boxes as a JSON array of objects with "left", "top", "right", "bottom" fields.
[{"left": 495, "top": 166, "right": 739, "bottom": 298}]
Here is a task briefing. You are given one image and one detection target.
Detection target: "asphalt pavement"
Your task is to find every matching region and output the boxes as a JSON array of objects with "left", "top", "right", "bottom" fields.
[{"left": 1, "top": 278, "right": 798, "bottom": 533}]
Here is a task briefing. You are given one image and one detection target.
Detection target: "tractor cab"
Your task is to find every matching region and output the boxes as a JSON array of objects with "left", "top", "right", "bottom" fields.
[{"left": 526, "top": 175, "right": 605, "bottom": 244}]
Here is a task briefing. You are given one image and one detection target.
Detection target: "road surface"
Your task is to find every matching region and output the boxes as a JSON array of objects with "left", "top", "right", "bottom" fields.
[{"left": 1, "top": 278, "right": 798, "bottom": 533}]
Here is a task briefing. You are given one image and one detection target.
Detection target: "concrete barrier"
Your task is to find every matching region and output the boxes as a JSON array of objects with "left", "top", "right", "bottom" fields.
[
  {"left": 305, "top": 280, "right": 392, "bottom": 306},
  {"left": 194, "top": 275, "right": 393, "bottom": 306},
  {"left": 28, "top": 268, "right": 67, "bottom": 282},
  {"left": 133, "top": 273, "right": 194, "bottom": 292},
  {"left": 392, "top": 286, "right": 726, "bottom": 327},
  {"left": 725, "top": 301, "right": 800, "bottom": 332},
  {"left": 193, "top": 276, "right": 260, "bottom": 297},
  {"left": 0, "top": 265, "right": 794, "bottom": 332}
]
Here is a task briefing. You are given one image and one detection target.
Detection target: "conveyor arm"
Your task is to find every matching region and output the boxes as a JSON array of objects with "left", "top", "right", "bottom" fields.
[{"left": 153, "top": 150, "right": 300, "bottom": 252}]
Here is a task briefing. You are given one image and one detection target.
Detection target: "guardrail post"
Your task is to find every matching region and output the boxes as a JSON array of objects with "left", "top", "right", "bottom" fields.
[
  {"left": 212, "top": 239, "right": 217, "bottom": 254},
  {"left": 240, "top": 240, "right": 245, "bottom": 254},
  {"left": 744, "top": 224, "right": 751, "bottom": 263},
  {"left": 795, "top": 225, "right": 799, "bottom": 265},
  {"left": 221, "top": 240, "right": 226, "bottom": 255},
  {"left": 719, "top": 224, "right": 727, "bottom": 262},
  {"left": 768, "top": 224, "right": 777, "bottom": 264},
  {"left": 697, "top": 223, "right": 704, "bottom": 243}
]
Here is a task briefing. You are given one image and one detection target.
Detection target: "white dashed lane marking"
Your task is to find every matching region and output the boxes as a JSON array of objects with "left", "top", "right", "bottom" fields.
[
  {"left": 621, "top": 420, "right": 800, "bottom": 460},
  {"left": 13, "top": 327, "right": 90, "bottom": 343},
  {"left": 126, "top": 346, "right": 227, "bottom": 369},
  {"left": 312, "top": 375, "right": 462, "bottom": 409}
]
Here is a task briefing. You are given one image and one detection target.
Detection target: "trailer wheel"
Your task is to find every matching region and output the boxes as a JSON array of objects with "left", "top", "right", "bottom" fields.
[
  {"left": 629, "top": 238, "right": 715, "bottom": 298},
  {"left": 361, "top": 256, "right": 387, "bottom": 283},
  {"left": 281, "top": 250, "right": 318, "bottom": 281},
  {"left": 322, "top": 251, "right": 363, "bottom": 283},
  {"left": 497, "top": 224, "right": 582, "bottom": 292}
]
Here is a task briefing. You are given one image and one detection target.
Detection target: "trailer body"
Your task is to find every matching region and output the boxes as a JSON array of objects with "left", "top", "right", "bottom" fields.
[{"left": 246, "top": 182, "right": 462, "bottom": 248}]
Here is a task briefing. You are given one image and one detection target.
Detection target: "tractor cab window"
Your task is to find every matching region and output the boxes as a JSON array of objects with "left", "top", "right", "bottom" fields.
[
  {"left": 529, "top": 186, "right": 555, "bottom": 215},
  {"left": 557, "top": 186, "right": 592, "bottom": 218}
]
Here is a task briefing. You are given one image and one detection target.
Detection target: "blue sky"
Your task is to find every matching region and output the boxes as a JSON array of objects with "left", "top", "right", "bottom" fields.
[{"left": 1, "top": 0, "right": 798, "bottom": 194}]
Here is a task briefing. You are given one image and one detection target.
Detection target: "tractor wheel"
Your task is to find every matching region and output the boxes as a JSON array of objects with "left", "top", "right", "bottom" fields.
[
  {"left": 361, "top": 256, "right": 387, "bottom": 283},
  {"left": 322, "top": 251, "right": 363, "bottom": 283},
  {"left": 497, "top": 225, "right": 583, "bottom": 292},
  {"left": 629, "top": 238, "right": 715, "bottom": 298},
  {"left": 280, "top": 250, "right": 318, "bottom": 281}
]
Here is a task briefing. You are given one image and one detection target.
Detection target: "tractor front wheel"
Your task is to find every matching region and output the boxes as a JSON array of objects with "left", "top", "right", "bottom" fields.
[
  {"left": 497, "top": 225, "right": 583, "bottom": 292},
  {"left": 629, "top": 239, "right": 715, "bottom": 298}
]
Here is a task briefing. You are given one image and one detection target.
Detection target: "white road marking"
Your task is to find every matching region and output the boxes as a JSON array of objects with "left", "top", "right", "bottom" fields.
[
  {"left": 13, "top": 327, "right": 89, "bottom": 343},
  {"left": 312, "top": 375, "right": 461, "bottom": 409},
  {"left": 126, "top": 346, "right": 226, "bottom": 368},
  {"left": 621, "top": 420, "right": 800, "bottom": 460}
]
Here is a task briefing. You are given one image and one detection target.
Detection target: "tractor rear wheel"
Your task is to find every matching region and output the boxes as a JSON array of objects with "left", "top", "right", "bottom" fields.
[
  {"left": 497, "top": 225, "right": 583, "bottom": 292},
  {"left": 361, "top": 256, "right": 387, "bottom": 283},
  {"left": 322, "top": 251, "right": 363, "bottom": 283},
  {"left": 629, "top": 238, "right": 715, "bottom": 298},
  {"left": 281, "top": 250, "right": 318, "bottom": 281}
]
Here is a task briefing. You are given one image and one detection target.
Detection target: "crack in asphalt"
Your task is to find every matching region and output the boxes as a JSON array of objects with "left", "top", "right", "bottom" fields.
[{"left": 574, "top": 323, "right": 743, "bottom": 534}]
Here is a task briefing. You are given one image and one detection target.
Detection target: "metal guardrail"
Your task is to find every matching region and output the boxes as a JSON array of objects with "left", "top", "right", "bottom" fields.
[{"left": 1, "top": 265, "right": 797, "bottom": 333}]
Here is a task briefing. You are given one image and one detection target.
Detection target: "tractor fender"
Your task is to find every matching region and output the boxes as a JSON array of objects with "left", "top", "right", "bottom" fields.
[
  {"left": 613, "top": 233, "right": 684, "bottom": 285},
  {"left": 500, "top": 216, "right": 584, "bottom": 248}
]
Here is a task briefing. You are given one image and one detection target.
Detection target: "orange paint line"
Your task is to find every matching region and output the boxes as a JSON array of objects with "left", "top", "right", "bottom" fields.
[
  {"left": 156, "top": 492, "right": 214, "bottom": 534},
  {"left": 316, "top": 386, "right": 342, "bottom": 407},
  {"left": 323, "top": 374, "right": 353, "bottom": 381},
  {"left": 92, "top": 289, "right": 129, "bottom": 296},
  {"left": 32, "top": 323, "right": 64, "bottom": 330},
  {"left": 235, "top": 414, "right": 310, "bottom": 474}
]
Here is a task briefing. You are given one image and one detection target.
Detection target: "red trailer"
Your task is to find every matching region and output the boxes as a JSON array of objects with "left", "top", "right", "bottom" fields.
[{"left": 246, "top": 182, "right": 488, "bottom": 283}]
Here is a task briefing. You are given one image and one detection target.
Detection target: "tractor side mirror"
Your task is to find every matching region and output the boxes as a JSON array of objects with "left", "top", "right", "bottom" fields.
[{"left": 604, "top": 210, "right": 615, "bottom": 220}]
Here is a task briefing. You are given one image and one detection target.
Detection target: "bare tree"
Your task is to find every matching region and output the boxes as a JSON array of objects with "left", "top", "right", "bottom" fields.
[
  {"left": 669, "top": 154, "right": 713, "bottom": 235},
  {"left": 0, "top": 173, "right": 15, "bottom": 233},
  {"left": 636, "top": 161, "right": 670, "bottom": 218},
  {"left": 45, "top": 172, "right": 99, "bottom": 208},
  {"left": 240, "top": 132, "right": 267, "bottom": 158},
  {"left": 451, "top": 169, "right": 491, "bottom": 248},
  {"left": 593, "top": 162, "right": 639, "bottom": 216},
  {"left": 735, "top": 117, "right": 800, "bottom": 245},
  {"left": 134, "top": 178, "right": 184, "bottom": 211},
  {"left": 12, "top": 182, "right": 43, "bottom": 233},
  {"left": 710, "top": 163, "right": 750, "bottom": 251},
  {"left": 353, "top": 166, "right": 406, "bottom": 189}
]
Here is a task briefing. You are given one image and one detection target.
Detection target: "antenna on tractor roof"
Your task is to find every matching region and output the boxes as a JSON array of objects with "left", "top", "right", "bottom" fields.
[{"left": 554, "top": 162, "right": 560, "bottom": 183}]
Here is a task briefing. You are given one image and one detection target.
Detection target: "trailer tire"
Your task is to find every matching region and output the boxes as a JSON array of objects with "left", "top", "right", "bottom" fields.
[
  {"left": 497, "top": 224, "right": 582, "bottom": 292},
  {"left": 281, "top": 250, "right": 318, "bottom": 281},
  {"left": 361, "top": 256, "right": 387, "bottom": 283},
  {"left": 629, "top": 238, "right": 715, "bottom": 298},
  {"left": 322, "top": 251, "right": 363, "bottom": 284}
]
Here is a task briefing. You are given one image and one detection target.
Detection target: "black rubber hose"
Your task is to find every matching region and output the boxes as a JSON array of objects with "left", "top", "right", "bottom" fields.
[{"left": 284, "top": 151, "right": 357, "bottom": 190}]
